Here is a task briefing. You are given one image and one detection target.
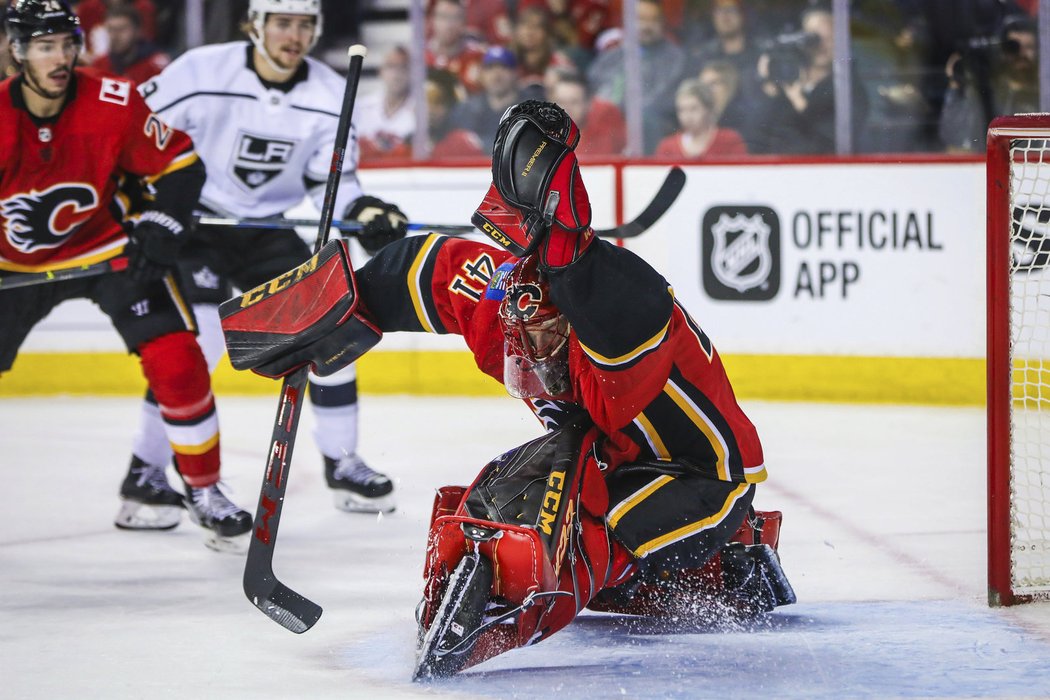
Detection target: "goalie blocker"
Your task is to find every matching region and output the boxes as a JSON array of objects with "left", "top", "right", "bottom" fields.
[{"left": 218, "top": 240, "right": 381, "bottom": 378}]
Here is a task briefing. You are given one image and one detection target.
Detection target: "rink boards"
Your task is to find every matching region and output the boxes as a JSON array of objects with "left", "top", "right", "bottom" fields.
[{"left": 5, "top": 158, "right": 989, "bottom": 405}]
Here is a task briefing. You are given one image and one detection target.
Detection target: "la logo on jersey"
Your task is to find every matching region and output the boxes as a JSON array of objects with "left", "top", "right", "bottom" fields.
[
  {"left": 230, "top": 130, "right": 297, "bottom": 190},
  {"left": 0, "top": 183, "right": 99, "bottom": 253}
]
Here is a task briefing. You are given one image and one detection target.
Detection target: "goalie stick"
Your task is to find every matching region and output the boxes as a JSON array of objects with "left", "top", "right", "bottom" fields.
[
  {"left": 196, "top": 166, "right": 686, "bottom": 241},
  {"left": 241, "top": 45, "right": 370, "bottom": 635},
  {"left": 601, "top": 165, "right": 685, "bottom": 238}
]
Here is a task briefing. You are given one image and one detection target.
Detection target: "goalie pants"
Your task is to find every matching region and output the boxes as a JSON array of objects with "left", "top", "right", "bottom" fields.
[
  {"left": 604, "top": 461, "right": 756, "bottom": 568},
  {"left": 130, "top": 224, "right": 362, "bottom": 469},
  {"left": 0, "top": 271, "right": 222, "bottom": 484}
]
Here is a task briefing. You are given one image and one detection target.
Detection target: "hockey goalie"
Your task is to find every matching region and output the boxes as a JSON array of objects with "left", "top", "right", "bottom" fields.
[{"left": 220, "top": 100, "right": 795, "bottom": 678}]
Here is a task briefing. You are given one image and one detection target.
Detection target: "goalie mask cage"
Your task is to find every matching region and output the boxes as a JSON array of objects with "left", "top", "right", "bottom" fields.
[{"left": 988, "top": 113, "right": 1050, "bottom": 606}]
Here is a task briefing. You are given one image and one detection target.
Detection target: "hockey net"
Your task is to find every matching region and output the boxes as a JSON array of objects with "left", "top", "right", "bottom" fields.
[{"left": 987, "top": 114, "right": 1050, "bottom": 606}]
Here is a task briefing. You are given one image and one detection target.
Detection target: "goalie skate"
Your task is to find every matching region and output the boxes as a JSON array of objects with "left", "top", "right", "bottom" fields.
[
  {"left": 413, "top": 550, "right": 494, "bottom": 680},
  {"left": 114, "top": 456, "right": 184, "bottom": 531}
]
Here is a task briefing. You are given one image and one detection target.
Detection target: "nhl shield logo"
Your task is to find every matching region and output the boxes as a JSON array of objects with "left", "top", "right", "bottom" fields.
[{"left": 702, "top": 206, "right": 780, "bottom": 301}]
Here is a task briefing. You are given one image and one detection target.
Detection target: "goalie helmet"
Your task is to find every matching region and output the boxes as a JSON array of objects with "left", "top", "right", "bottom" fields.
[
  {"left": 5, "top": 0, "right": 83, "bottom": 57},
  {"left": 498, "top": 256, "right": 571, "bottom": 400},
  {"left": 247, "top": 0, "right": 323, "bottom": 72}
]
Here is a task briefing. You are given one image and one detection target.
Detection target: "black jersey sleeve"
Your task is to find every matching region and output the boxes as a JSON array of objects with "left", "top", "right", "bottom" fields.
[
  {"left": 355, "top": 233, "right": 454, "bottom": 333},
  {"left": 546, "top": 240, "right": 674, "bottom": 367}
]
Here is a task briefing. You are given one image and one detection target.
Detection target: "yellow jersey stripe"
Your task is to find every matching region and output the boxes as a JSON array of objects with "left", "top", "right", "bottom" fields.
[
  {"left": 0, "top": 241, "right": 126, "bottom": 273},
  {"left": 579, "top": 318, "right": 670, "bottom": 367},
  {"left": 408, "top": 234, "right": 442, "bottom": 334},
  {"left": 634, "top": 411, "right": 671, "bottom": 460},
  {"left": 144, "top": 151, "right": 200, "bottom": 184},
  {"left": 607, "top": 474, "right": 674, "bottom": 529},
  {"left": 664, "top": 380, "right": 730, "bottom": 481},
  {"left": 634, "top": 482, "right": 751, "bottom": 558},
  {"left": 163, "top": 275, "right": 197, "bottom": 332}
]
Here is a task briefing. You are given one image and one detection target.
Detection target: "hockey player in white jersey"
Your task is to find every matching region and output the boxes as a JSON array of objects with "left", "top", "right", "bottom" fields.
[{"left": 116, "top": 0, "right": 406, "bottom": 529}]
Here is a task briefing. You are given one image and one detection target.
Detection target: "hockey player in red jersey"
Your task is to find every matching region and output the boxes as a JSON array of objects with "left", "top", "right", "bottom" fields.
[
  {"left": 0, "top": 0, "right": 251, "bottom": 551},
  {"left": 221, "top": 100, "right": 795, "bottom": 674}
]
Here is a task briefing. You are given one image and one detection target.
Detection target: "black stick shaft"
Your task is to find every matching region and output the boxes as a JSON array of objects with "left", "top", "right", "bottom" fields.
[
  {"left": 0, "top": 257, "right": 128, "bottom": 291},
  {"left": 314, "top": 48, "right": 366, "bottom": 253},
  {"left": 243, "top": 45, "right": 369, "bottom": 634}
]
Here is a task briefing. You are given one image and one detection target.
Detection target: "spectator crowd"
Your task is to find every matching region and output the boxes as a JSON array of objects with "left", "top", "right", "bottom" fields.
[{"left": 1, "top": 0, "right": 1042, "bottom": 160}]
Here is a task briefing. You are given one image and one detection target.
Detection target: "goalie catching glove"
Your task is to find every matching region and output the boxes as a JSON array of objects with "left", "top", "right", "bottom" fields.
[
  {"left": 345, "top": 196, "right": 408, "bottom": 255},
  {"left": 471, "top": 100, "right": 594, "bottom": 269}
]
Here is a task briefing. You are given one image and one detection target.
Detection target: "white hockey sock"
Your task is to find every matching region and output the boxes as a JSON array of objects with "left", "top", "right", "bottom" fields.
[
  {"left": 309, "top": 363, "right": 360, "bottom": 460},
  {"left": 311, "top": 402, "right": 360, "bottom": 460},
  {"left": 130, "top": 399, "right": 173, "bottom": 467}
]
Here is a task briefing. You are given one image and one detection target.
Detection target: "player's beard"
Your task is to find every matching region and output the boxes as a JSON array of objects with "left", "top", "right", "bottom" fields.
[
  {"left": 266, "top": 40, "right": 306, "bottom": 73},
  {"left": 23, "top": 60, "right": 74, "bottom": 101}
]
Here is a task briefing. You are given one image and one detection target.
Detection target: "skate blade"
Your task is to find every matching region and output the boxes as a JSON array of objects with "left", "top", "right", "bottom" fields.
[
  {"left": 332, "top": 491, "right": 396, "bottom": 514},
  {"left": 202, "top": 531, "right": 249, "bottom": 554},
  {"left": 114, "top": 501, "right": 182, "bottom": 531}
]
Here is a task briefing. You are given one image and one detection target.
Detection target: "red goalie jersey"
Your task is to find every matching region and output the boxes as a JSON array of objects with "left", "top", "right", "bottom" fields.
[
  {"left": 0, "top": 68, "right": 198, "bottom": 272},
  {"left": 355, "top": 234, "right": 766, "bottom": 484}
]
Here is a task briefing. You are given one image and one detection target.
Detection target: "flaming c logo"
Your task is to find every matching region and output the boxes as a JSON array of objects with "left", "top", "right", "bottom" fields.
[
  {"left": 1, "top": 183, "right": 99, "bottom": 253},
  {"left": 506, "top": 283, "right": 544, "bottom": 320}
]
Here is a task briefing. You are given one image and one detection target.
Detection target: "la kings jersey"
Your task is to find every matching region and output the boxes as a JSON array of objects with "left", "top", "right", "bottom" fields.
[{"left": 140, "top": 42, "right": 363, "bottom": 220}]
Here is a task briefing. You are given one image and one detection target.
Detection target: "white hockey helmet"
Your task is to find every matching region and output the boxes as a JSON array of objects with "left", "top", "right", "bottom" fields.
[{"left": 248, "top": 0, "right": 323, "bottom": 70}]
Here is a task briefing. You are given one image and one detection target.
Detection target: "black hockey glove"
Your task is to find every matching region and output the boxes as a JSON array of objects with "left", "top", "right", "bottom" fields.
[
  {"left": 345, "top": 196, "right": 408, "bottom": 255},
  {"left": 126, "top": 211, "right": 185, "bottom": 283}
]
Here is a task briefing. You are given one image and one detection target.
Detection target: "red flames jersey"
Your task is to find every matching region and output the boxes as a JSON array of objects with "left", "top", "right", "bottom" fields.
[
  {"left": 0, "top": 69, "right": 198, "bottom": 273},
  {"left": 356, "top": 234, "right": 766, "bottom": 484}
]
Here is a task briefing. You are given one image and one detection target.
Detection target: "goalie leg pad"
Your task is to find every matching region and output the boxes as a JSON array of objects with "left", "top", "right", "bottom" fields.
[
  {"left": 416, "top": 416, "right": 631, "bottom": 675},
  {"left": 219, "top": 240, "right": 382, "bottom": 378}
]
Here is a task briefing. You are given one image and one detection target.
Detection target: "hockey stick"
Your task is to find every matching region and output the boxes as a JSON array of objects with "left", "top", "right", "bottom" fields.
[
  {"left": 242, "top": 45, "right": 369, "bottom": 634},
  {"left": 0, "top": 170, "right": 682, "bottom": 292},
  {"left": 0, "top": 257, "right": 129, "bottom": 291},
  {"left": 197, "top": 166, "right": 685, "bottom": 242},
  {"left": 597, "top": 166, "right": 686, "bottom": 239},
  {"left": 197, "top": 215, "right": 476, "bottom": 236}
]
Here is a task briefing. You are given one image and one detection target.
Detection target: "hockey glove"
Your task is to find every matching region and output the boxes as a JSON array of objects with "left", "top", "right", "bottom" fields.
[
  {"left": 345, "top": 196, "right": 408, "bottom": 255},
  {"left": 480, "top": 100, "right": 593, "bottom": 267},
  {"left": 126, "top": 211, "right": 185, "bottom": 283}
]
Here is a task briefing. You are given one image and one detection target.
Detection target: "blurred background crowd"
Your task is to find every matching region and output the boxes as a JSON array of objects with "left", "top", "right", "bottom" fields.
[{"left": 1, "top": 0, "right": 1045, "bottom": 160}]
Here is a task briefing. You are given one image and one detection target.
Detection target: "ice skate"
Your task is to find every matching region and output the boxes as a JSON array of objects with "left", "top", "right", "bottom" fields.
[
  {"left": 183, "top": 482, "right": 252, "bottom": 553},
  {"left": 114, "top": 456, "right": 184, "bottom": 531},
  {"left": 324, "top": 453, "right": 396, "bottom": 513}
]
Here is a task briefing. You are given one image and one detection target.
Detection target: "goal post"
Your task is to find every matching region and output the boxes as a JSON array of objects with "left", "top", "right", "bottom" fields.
[{"left": 987, "top": 113, "right": 1050, "bottom": 607}]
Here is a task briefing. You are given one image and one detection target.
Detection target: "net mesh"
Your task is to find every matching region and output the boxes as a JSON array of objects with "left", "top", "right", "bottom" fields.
[{"left": 1008, "top": 137, "right": 1050, "bottom": 594}]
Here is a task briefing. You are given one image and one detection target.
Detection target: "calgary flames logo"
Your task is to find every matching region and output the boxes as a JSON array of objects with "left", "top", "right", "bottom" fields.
[
  {"left": 1, "top": 183, "right": 99, "bottom": 253},
  {"left": 505, "top": 282, "right": 544, "bottom": 320}
]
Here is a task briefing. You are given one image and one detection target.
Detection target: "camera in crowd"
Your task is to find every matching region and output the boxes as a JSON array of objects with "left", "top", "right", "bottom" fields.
[
  {"left": 950, "top": 15, "right": 1036, "bottom": 87},
  {"left": 762, "top": 31, "right": 821, "bottom": 84}
]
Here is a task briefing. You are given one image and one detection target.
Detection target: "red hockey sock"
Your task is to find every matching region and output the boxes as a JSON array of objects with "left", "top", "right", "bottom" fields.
[{"left": 138, "top": 331, "right": 220, "bottom": 487}]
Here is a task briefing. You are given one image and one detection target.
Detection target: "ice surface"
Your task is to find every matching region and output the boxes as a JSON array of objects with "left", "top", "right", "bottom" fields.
[{"left": 3, "top": 395, "right": 1049, "bottom": 699}]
